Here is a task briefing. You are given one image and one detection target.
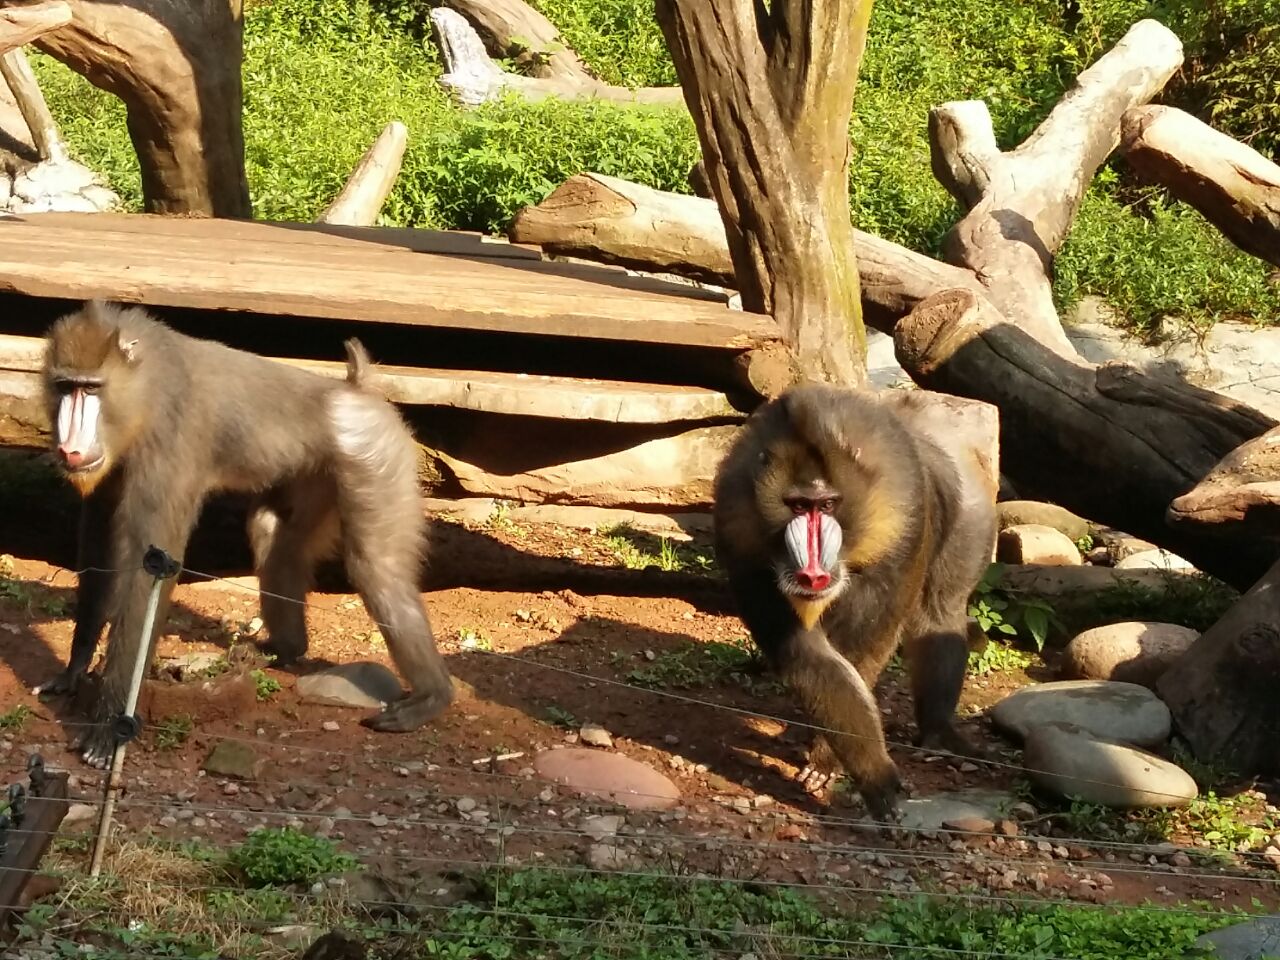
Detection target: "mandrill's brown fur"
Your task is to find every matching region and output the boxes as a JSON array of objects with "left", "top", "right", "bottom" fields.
[
  {"left": 713, "top": 384, "right": 997, "bottom": 820},
  {"left": 40, "top": 301, "right": 455, "bottom": 767}
]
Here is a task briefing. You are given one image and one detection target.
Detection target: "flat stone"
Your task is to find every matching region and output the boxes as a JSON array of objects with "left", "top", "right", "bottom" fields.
[
  {"left": 996, "top": 501, "right": 1090, "bottom": 540},
  {"left": 533, "top": 747, "right": 680, "bottom": 811},
  {"left": 579, "top": 723, "right": 614, "bottom": 748},
  {"left": 1022, "top": 723, "right": 1197, "bottom": 809},
  {"left": 203, "top": 740, "right": 261, "bottom": 780},
  {"left": 156, "top": 652, "right": 224, "bottom": 681},
  {"left": 297, "top": 662, "right": 403, "bottom": 709},
  {"left": 1061, "top": 621, "right": 1198, "bottom": 688},
  {"left": 997, "top": 524, "right": 1083, "bottom": 566},
  {"left": 896, "top": 790, "right": 1017, "bottom": 832},
  {"left": 1115, "top": 548, "right": 1196, "bottom": 573},
  {"left": 990, "top": 679, "right": 1171, "bottom": 747},
  {"left": 941, "top": 816, "right": 995, "bottom": 834},
  {"left": 1193, "top": 917, "right": 1280, "bottom": 960}
]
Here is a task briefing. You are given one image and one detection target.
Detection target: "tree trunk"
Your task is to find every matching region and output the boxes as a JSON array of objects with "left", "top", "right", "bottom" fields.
[
  {"left": 894, "top": 288, "right": 1277, "bottom": 590},
  {"left": 929, "top": 20, "right": 1183, "bottom": 355},
  {"left": 1158, "top": 556, "right": 1280, "bottom": 776},
  {"left": 1167, "top": 424, "right": 1280, "bottom": 536},
  {"left": 27, "top": 0, "right": 250, "bottom": 216},
  {"left": 654, "top": 0, "right": 872, "bottom": 386},
  {"left": 1121, "top": 105, "right": 1280, "bottom": 269}
]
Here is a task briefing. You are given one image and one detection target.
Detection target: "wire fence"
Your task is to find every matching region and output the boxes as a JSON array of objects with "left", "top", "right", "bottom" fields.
[{"left": 0, "top": 557, "right": 1276, "bottom": 959}]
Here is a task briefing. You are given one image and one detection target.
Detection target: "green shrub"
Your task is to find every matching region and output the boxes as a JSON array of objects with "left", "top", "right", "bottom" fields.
[{"left": 229, "top": 827, "right": 358, "bottom": 887}]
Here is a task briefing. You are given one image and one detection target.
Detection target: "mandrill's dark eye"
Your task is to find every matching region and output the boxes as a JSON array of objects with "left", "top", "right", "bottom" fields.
[{"left": 819, "top": 499, "right": 836, "bottom": 513}]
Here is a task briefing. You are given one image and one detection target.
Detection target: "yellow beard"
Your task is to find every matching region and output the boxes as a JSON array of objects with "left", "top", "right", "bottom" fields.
[
  {"left": 788, "top": 593, "right": 836, "bottom": 630},
  {"left": 64, "top": 460, "right": 110, "bottom": 498}
]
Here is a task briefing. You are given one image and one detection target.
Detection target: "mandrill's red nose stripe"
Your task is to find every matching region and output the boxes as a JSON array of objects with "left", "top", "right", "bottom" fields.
[{"left": 797, "top": 507, "right": 831, "bottom": 591}]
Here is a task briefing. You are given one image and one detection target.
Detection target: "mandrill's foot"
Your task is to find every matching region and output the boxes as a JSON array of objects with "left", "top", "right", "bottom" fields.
[
  {"left": 917, "top": 723, "right": 992, "bottom": 762},
  {"left": 858, "top": 766, "right": 906, "bottom": 824},
  {"left": 258, "top": 635, "right": 305, "bottom": 669},
  {"left": 73, "top": 721, "right": 117, "bottom": 769},
  {"left": 33, "top": 667, "right": 82, "bottom": 698},
  {"left": 361, "top": 686, "right": 455, "bottom": 733}
]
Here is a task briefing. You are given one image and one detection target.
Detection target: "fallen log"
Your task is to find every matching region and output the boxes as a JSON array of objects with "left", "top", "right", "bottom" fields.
[
  {"left": 430, "top": 7, "right": 682, "bottom": 107},
  {"left": 1121, "top": 105, "right": 1280, "bottom": 269},
  {"left": 0, "top": 46, "right": 66, "bottom": 162},
  {"left": 29, "top": 0, "right": 250, "bottom": 216},
  {"left": 929, "top": 19, "right": 1183, "bottom": 355},
  {"left": 1167, "top": 424, "right": 1280, "bottom": 536},
  {"left": 0, "top": 0, "right": 69, "bottom": 57},
  {"left": 316, "top": 121, "right": 407, "bottom": 227},
  {"left": 508, "top": 172, "right": 985, "bottom": 333},
  {"left": 894, "top": 287, "right": 1277, "bottom": 591},
  {"left": 1158, "top": 555, "right": 1280, "bottom": 776}
]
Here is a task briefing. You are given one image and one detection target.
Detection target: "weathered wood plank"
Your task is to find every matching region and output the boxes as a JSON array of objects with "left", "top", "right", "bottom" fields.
[
  {"left": 0, "top": 215, "right": 771, "bottom": 348},
  {"left": 0, "top": 334, "right": 742, "bottom": 423},
  {"left": 0, "top": 767, "right": 70, "bottom": 931}
]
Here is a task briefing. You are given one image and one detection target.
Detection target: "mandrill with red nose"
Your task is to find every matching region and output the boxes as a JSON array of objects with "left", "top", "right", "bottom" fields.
[{"left": 712, "top": 385, "right": 997, "bottom": 821}]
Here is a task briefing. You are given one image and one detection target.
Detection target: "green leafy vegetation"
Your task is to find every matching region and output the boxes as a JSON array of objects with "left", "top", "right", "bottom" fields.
[
  {"left": 625, "top": 637, "right": 776, "bottom": 693},
  {"left": 1083, "top": 572, "right": 1239, "bottom": 632},
  {"left": 152, "top": 714, "right": 194, "bottom": 751},
  {"left": 0, "top": 703, "right": 32, "bottom": 732},
  {"left": 967, "top": 640, "right": 1035, "bottom": 677},
  {"left": 600, "top": 524, "right": 716, "bottom": 574},
  {"left": 968, "top": 563, "right": 1062, "bottom": 651},
  {"left": 230, "top": 827, "right": 359, "bottom": 888},
  {"left": 250, "top": 668, "right": 281, "bottom": 701},
  {"left": 30, "top": 0, "right": 1280, "bottom": 335}
]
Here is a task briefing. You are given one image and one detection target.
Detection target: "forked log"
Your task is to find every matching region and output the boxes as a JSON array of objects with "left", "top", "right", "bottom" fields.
[
  {"left": 1121, "top": 105, "right": 1280, "bottom": 268},
  {"left": 317, "top": 121, "right": 408, "bottom": 227},
  {"left": 0, "top": 0, "right": 68, "bottom": 56},
  {"left": 509, "top": 172, "right": 985, "bottom": 333},
  {"left": 430, "top": 7, "right": 682, "bottom": 107},
  {"left": 1167, "top": 425, "right": 1280, "bottom": 536},
  {"left": 929, "top": 19, "right": 1183, "bottom": 355},
  {"left": 654, "top": 0, "right": 872, "bottom": 385},
  {"left": 0, "top": 46, "right": 65, "bottom": 161},
  {"left": 1158, "top": 556, "right": 1280, "bottom": 776},
  {"left": 24, "top": 0, "right": 251, "bottom": 216},
  {"left": 894, "top": 288, "right": 1277, "bottom": 590}
]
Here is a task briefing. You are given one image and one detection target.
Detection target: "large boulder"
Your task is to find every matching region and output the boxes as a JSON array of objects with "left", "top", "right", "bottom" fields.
[{"left": 1060, "top": 621, "right": 1198, "bottom": 688}]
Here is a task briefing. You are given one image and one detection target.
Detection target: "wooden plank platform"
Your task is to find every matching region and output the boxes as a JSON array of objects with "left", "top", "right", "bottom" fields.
[
  {"left": 0, "top": 335, "right": 741, "bottom": 423},
  {"left": 0, "top": 213, "right": 774, "bottom": 351}
]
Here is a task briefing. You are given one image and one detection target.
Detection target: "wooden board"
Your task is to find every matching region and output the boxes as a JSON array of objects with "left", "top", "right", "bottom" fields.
[
  {"left": 0, "top": 213, "right": 771, "bottom": 349},
  {"left": 0, "top": 335, "right": 741, "bottom": 423}
]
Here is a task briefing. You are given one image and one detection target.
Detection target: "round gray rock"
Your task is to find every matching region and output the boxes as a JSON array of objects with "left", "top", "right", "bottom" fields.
[
  {"left": 1022, "top": 724, "right": 1198, "bottom": 809},
  {"left": 996, "top": 501, "right": 1090, "bottom": 540},
  {"left": 996, "top": 524, "right": 1083, "bottom": 566},
  {"left": 534, "top": 747, "right": 680, "bottom": 811},
  {"left": 1115, "top": 548, "right": 1195, "bottom": 572},
  {"left": 989, "top": 679, "right": 1171, "bottom": 747},
  {"left": 1060, "top": 621, "right": 1199, "bottom": 688}
]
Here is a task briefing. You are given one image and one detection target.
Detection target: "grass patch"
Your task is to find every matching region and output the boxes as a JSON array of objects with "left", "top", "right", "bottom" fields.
[
  {"left": 230, "top": 827, "right": 360, "bottom": 888},
  {"left": 1077, "top": 572, "right": 1239, "bottom": 633},
  {"left": 21, "top": 847, "right": 1247, "bottom": 960},
  {"left": 600, "top": 524, "right": 715, "bottom": 574},
  {"left": 624, "top": 637, "right": 778, "bottom": 694},
  {"left": 153, "top": 714, "right": 194, "bottom": 751},
  {"left": 0, "top": 703, "right": 32, "bottom": 732},
  {"left": 967, "top": 640, "right": 1036, "bottom": 677}
]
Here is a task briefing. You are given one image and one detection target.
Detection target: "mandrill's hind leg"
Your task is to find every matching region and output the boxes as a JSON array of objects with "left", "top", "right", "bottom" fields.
[
  {"left": 903, "top": 624, "right": 989, "bottom": 760},
  {"left": 247, "top": 476, "right": 340, "bottom": 667},
  {"left": 327, "top": 389, "right": 454, "bottom": 732}
]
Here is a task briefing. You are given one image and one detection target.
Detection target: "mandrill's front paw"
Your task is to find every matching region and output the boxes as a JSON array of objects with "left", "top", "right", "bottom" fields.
[
  {"left": 361, "top": 686, "right": 455, "bottom": 733},
  {"left": 858, "top": 766, "right": 906, "bottom": 824},
  {"left": 33, "top": 667, "right": 82, "bottom": 698},
  {"left": 796, "top": 734, "right": 843, "bottom": 795},
  {"left": 917, "top": 723, "right": 992, "bottom": 762},
  {"left": 73, "top": 721, "right": 118, "bottom": 769}
]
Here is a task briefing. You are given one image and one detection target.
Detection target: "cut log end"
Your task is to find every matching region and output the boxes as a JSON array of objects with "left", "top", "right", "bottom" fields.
[
  {"left": 317, "top": 121, "right": 409, "bottom": 227},
  {"left": 892, "top": 287, "right": 990, "bottom": 374}
]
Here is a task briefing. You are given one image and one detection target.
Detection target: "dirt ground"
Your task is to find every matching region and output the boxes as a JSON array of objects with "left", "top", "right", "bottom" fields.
[{"left": 1, "top": 507, "right": 1277, "bottom": 924}]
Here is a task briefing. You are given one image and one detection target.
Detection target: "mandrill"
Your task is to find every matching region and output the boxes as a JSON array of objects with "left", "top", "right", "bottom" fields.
[
  {"left": 712, "top": 384, "right": 997, "bottom": 820},
  {"left": 40, "top": 300, "right": 455, "bottom": 766}
]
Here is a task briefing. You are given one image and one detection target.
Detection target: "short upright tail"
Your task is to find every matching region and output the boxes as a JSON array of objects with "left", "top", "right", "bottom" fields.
[{"left": 344, "top": 338, "right": 373, "bottom": 387}]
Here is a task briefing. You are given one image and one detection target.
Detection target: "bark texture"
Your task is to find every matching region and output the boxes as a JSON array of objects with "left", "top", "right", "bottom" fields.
[
  {"left": 654, "top": 0, "right": 873, "bottom": 386},
  {"left": 894, "top": 288, "right": 1277, "bottom": 590},
  {"left": 24, "top": 0, "right": 251, "bottom": 216}
]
